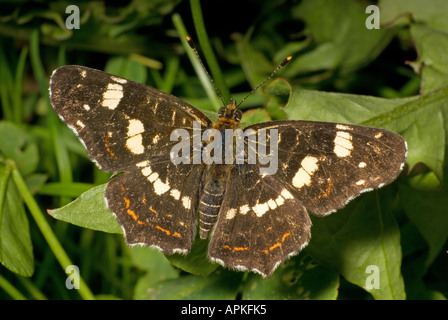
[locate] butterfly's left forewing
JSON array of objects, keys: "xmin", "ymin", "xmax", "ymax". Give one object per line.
[
  {"xmin": 50, "ymin": 65, "xmax": 211, "ymax": 172},
  {"xmin": 50, "ymin": 65, "xmax": 211, "ymax": 254}
]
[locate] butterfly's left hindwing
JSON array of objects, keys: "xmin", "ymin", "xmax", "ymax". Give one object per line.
[
  {"xmin": 105, "ymin": 155, "xmax": 203, "ymax": 253},
  {"xmin": 50, "ymin": 65, "xmax": 211, "ymax": 172}
]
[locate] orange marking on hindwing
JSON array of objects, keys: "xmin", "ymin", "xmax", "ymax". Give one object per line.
[
  {"xmin": 281, "ymin": 232, "xmax": 291, "ymax": 242},
  {"xmin": 222, "ymin": 245, "xmax": 249, "ymax": 252},
  {"xmin": 262, "ymin": 232, "xmax": 292, "ymax": 254},
  {"xmin": 149, "ymin": 206, "xmax": 157, "ymax": 213},
  {"xmin": 156, "ymin": 225, "xmax": 170, "ymax": 236},
  {"xmin": 127, "ymin": 209, "xmax": 138, "ymax": 221},
  {"xmin": 124, "ymin": 197, "xmax": 130, "ymax": 208}
]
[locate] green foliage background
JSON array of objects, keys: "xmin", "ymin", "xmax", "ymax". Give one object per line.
[{"xmin": 0, "ymin": 0, "xmax": 447, "ymax": 300}]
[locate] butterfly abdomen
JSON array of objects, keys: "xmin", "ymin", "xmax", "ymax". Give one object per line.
[{"xmin": 198, "ymin": 167, "xmax": 229, "ymax": 239}]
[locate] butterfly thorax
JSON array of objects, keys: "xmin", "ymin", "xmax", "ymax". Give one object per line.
[
  {"xmin": 213, "ymin": 99, "xmax": 242, "ymax": 130},
  {"xmin": 198, "ymin": 100, "xmax": 242, "ymax": 239}
]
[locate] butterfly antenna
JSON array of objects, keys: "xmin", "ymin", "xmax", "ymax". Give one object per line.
[
  {"xmin": 186, "ymin": 36, "xmax": 227, "ymax": 106},
  {"xmin": 237, "ymin": 56, "xmax": 292, "ymax": 108}
]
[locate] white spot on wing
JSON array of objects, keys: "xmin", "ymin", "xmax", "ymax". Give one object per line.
[
  {"xmin": 170, "ymin": 189, "xmax": 181, "ymax": 200},
  {"xmin": 127, "ymin": 119, "xmax": 144, "ymax": 137},
  {"xmin": 358, "ymin": 161, "xmax": 367, "ymax": 168},
  {"xmin": 182, "ymin": 196, "xmax": 191, "ymax": 209},
  {"xmin": 336, "ymin": 124, "xmax": 352, "ymax": 131},
  {"xmin": 225, "ymin": 208, "xmax": 237, "ymax": 220},
  {"xmin": 136, "ymin": 160, "xmax": 149, "ymax": 167},
  {"xmin": 252, "ymin": 202, "xmax": 269, "ymax": 217},
  {"xmin": 147, "ymin": 172, "xmax": 159, "ymax": 183},
  {"xmin": 154, "ymin": 178, "xmax": 170, "ymax": 195},
  {"xmin": 83, "ymin": 104, "xmax": 91, "ymax": 111},
  {"xmin": 126, "ymin": 134, "xmax": 144, "ymax": 154},
  {"xmin": 102, "ymin": 83, "xmax": 123, "ymax": 110},
  {"xmin": 334, "ymin": 131, "xmax": 353, "ymax": 157},
  {"xmin": 267, "ymin": 199, "xmax": 277, "ymax": 210},
  {"xmin": 292, "ymin": 156, "xmax": 319, "ymax": 189},
  {"xmin": 76, "ymin": 120, "xmax": 85, "ymax": 129},
  {"xmin": 239, "ymin": 205, "xmax": 250, "ymax": 215},
  {"xmin": 281, "ymin": 189, "xmax": 294, "ymax": 199},
  {"xmin": 141, "ymin": 166, "xmax": 152, "ymax": 177},
  {"xmin": 275, "ymin": 195, "xmax": 285, "ymax": 206},
  {"xmin": 111, "ymin": 76, "xmax": 127, "ymax": 84}
]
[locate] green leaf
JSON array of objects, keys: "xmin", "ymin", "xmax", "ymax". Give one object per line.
[
  {"xmin": 0, "ymin": 164, "xmax": 34, "ymax": 277},
  {"xmin": 399, "ymin": 183, "xmax": 448, "ymax": 267},
  {"xmin": 166, "ymin": 237, "xmax": 218, "ymax": 276},
  {"xmin": 144, "ymin": 269, "xmax": 242, "ymax": 300},
  {"xmin": 381, "ymin": 0, "xmax": 448, "ymax": 33},
  {"xmin": 130, "ymin": 246, "xmax": 180, "ymax": 299},
  {"xmin": 380, "ymin": 0, "xmax": 448, "ymax": 93},
  {"xmin": 409, "ymin": 24, "xmax": 448, "ymax": 93},
  {"xmin": 0, "ymin": 121, "xmax": 39, "ymax": 177},
  {"xmin": 104, "ymin": 56, "xmax": 147, "ymax": 84},
  {"xmin": 243, "ymin": 253, "xmax": 339, "ymax": 300},
  {"xmin": 241, "ymin": 108, "xmax": 271, "ymax": 127},
  {"xmin": 289, "ymin": 0, "xmax": 394, "ymax": 76},
  {"xmin": 48, "ymin": 184, "xmax": 122, "ymax": 234},
  {"xmin": 306, "ymin": 190, "xmax": 405, "ymax": 300}
]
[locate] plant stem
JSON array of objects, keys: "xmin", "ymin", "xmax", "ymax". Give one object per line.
[
  {"xmin": 12, "ymin": 167, "xmax": 95, "ymax": 300},
  {"xmin": 0, "ymin": 274, "xmax": 27, "ymax": 300},
  {"xmin": 190, "ymin": 0, "xmax": 230, "ymax": 104}
]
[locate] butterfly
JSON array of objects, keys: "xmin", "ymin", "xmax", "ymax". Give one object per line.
[{"xmin": 49, "ymin": 53, "xmax": 406, "ymax": 277}]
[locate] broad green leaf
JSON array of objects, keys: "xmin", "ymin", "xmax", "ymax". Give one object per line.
[
  {"xmin": 167, "ymin": 237, "xmax": 218, "ymax": 276},
  {"xmin": 0, "ymin": 164, "xmax": 34, "ymax": 277},
  {"xmin": 130, "ymin": 246, "xmax": 180, "ymax": 299},
  {"xmin": 0, "ymin": 121, "xmax": 39, "ymax": 177},
  {"xmin": 289, "ymin": 0, "xmax": 394, "ymax": 76},
  {"xmin": 104, "ymin": 56, "xmax": 147, "ymax": 84},
  {"xmin": 380, "ymin": 0, "xmax": 448, "ymax": 93},
  {"xmin": 409, "ymin": 24, "xmax": 448, "ymax": 93},
  {"xmin": 48, "ymin": 184, "xmax": 123, "ymax": 234},
  {"xmin": 381, "ymin": 0, "xmax": 448, "ymax": 33},
  {"xmin": 241, "ymin": 108, "xmax": 271, "ymax": 126},
  {"xmin": 144, "ymin": 269, "xmax": 242, "ymax": 300},
  {"xmin": 306, "ymin": 190, "xmax": 405, "ymax": 300},
  {"xmin": 243, "ymin": 253, "xmax": 339, "ymax": 300},
  {"xmin": 399, "ymin": 183, "xmax": 448, "ymax": 267}
]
